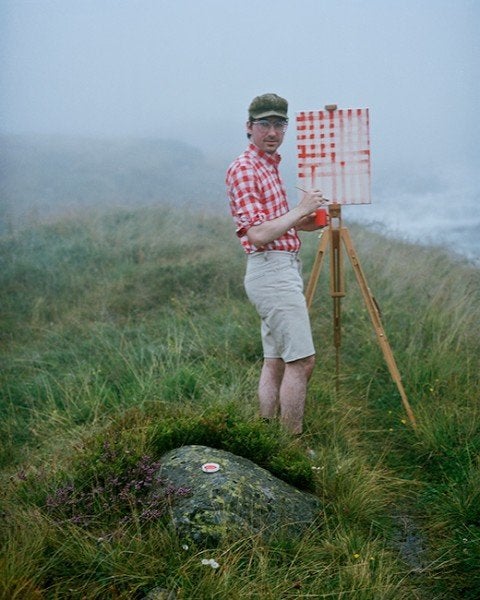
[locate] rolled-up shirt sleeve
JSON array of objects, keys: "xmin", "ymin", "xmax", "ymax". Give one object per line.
[{"xmin": 227, "ymin": 163, "xmax": 266, "ymax": 238}]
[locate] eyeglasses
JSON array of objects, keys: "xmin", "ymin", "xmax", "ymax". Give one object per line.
[{"xmin": 252, "ymin": 119, "xmax": 288, "ymax": 132}]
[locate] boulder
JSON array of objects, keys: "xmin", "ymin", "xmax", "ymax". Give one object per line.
[{"xmin": 157, "ymin": 445, "xmax": 322, "ymax": 546}]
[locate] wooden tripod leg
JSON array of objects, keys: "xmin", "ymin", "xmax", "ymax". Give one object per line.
[
  {"xmin": 330, "ymin": 226, "xmax": 344, "ymax": 393},
  {"xmin": 306, "ymin": 229, "xmax": 330, "ymax": 309},
  {"xmin": 341, "ymin": 228, "xmax": 417, "ymax": 429}
]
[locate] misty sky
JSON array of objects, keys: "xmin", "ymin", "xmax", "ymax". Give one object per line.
[{"xmin": 1, "ymin": 0, "xmax": 479, "ymax": 174}]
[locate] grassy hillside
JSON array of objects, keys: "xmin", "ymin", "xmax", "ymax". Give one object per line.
[
  {"xmin": 0, "ymin": 135, "xmax": 227, "ymax": 234},
  {"xmin": 1, "ymin": 206, "xmax": 479, "ymax": 599}
]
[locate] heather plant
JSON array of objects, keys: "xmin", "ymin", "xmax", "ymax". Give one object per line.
[{"xmin": 43, "ymin": 446, "xmax": 191, "ymax": 531}]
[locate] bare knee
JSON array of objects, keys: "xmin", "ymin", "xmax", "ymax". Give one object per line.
[
  {"xmin": 286, "ymin": 354, "xmax": 315, "ymax": 379},
  {"xmin": 262, "ymin": 358, "xmax": 285, "ymax": 379}
]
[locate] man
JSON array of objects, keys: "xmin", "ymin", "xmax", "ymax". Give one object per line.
[{"xmin": 226, "ymin": 92, "xmax": 326, "ymax": 434}]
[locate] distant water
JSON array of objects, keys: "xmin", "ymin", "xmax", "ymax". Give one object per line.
[{"xmin": 343, "ymin": 169, "xmax": 480, "ymax": 265}]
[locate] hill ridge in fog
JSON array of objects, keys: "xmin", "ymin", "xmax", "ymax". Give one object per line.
[{"xmin": 0, "ymin": 134, "xmax": 227, "ymax": 233}]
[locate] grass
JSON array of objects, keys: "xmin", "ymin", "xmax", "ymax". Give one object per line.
[{"xmin": 1, "ymin": 205, "xmax": 479, "ymax": 599}]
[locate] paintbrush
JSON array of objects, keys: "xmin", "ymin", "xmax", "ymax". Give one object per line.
[{"xmin": 295, "ymin": 186, "xmax": 330, "ymax": 204}]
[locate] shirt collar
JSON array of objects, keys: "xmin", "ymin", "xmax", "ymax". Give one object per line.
[{"xmin": 247, "ymin": 143, "xmax": 282, "ymax": 166}]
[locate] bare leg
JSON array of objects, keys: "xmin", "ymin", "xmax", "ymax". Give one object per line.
[
  {"xmin": 279, "ymin": 355, "xmax": 315, "ymax": 434},
  {"xmin": 258, "ymin": 358, "xmax": 285, "ymax": 419}
]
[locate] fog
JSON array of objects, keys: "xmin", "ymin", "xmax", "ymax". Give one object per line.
[{"xmin": 1, "ymin": 0, "xmax": 479, "ymax": 258}]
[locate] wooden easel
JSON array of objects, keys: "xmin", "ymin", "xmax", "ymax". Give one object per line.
[{"xmin": 306, "ymin": 203, "xmax": 417, "ymax": 429}]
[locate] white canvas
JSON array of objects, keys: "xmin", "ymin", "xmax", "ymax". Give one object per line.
[{"xmin": 296, "ymin": 108, "xmax": 371, "ymax": 205}]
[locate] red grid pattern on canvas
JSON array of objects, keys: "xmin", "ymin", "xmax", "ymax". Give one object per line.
[{"xmin": 296, "ymin": 108, "xmax": 371, "ymax": 205}]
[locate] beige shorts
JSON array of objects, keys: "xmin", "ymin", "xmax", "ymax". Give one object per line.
[{"xmin": 244, "ymin": 251, "xmax": 315, "ymax": 363}]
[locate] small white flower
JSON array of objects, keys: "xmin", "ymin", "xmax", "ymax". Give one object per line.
[
  {"xmin": 201, "ymin": 558, "xmax": 219, "ymax": 569},
  {"xmin": 182, "ymin": 544, "xmax": 189, "ymax": 550}
]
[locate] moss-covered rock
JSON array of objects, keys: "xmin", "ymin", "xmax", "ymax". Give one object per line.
[{"xmin": 158, "ymin": 445, "xmax": 322, "ymax": 546}]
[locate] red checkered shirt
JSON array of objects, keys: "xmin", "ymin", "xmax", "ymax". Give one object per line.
[{"xmin": 226, "ymin": 143, "xmax": 301, "ymax": 254}]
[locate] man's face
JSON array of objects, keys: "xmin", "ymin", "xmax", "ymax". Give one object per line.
[{"xmin": 247, "ymin": 117, "xmax": 288, "ymax": 154}]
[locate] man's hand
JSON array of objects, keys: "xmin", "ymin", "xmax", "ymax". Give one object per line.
[{"xmin": 297, "ymin": 188, "xmax": 326, "ymax": 217}]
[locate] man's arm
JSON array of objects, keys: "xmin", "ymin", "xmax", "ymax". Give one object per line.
[{"xmin": 246, "ymin": 190, "xmax": 325, "ymax": 247}]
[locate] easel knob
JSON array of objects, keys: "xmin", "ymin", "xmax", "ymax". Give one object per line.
[{"xmin": 329, "ymin": 203, "xmax": 342, "ymax": 219}]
